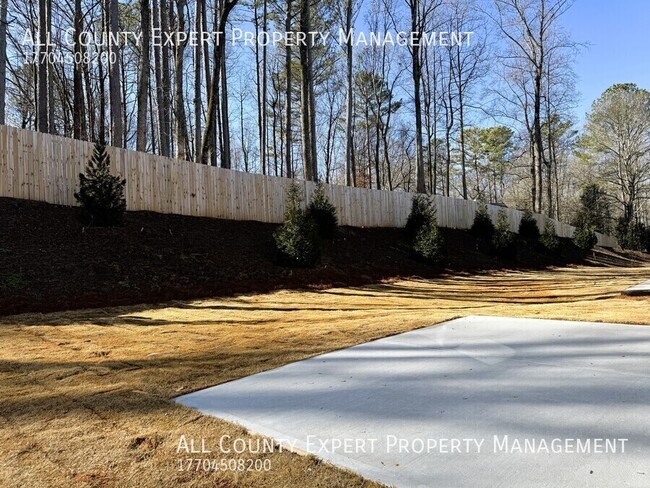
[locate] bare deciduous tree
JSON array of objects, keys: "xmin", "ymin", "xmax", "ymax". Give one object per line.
[
  {"xmin": 406, "ymin": 0, "xmax": 441, "ymax": 193},
  {"xmin": 491, "ymin": 0, "xmax": 574, "ymax": 213}
]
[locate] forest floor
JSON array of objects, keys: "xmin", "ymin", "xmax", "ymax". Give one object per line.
[{"xmin": 1, "ymin": 197, "xmax": 650, "ymax": 487}]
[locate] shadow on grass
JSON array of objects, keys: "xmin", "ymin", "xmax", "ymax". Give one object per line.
[{"xmin": 2, "ymin": 328, "xmax": 650, "ymax": 423}]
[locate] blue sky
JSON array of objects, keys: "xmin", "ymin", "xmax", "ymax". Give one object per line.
[{"xmin": 562, "ymin": 0, "xmax": 650, "ymax": 124}]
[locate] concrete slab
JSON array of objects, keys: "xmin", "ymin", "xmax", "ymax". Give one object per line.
[
  {"xmin": 177, "ymin": 316, "xmax": 650, "ymax": 488},
  {"xmin": 623, "ymin": 279, "xmax": 650, "ymax": 296}
]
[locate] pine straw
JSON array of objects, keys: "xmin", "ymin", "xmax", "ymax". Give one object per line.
[{"xmin": 1, "ymin": 265, "xmax": 649, "ymax": 487}]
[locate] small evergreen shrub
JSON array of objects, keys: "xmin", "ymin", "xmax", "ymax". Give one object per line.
[
  {"xmin": 405, "ymin": 194, "xmax": 436, "ymax": 242},
  {"xmin": 412, "ymin": 207, "xmax": 446, "ymax": 265},
  {"xmin": 471, "ymin": 203, "xmax": 495, "ymax": 240},
  {"xmin": 540, "ymin": 220, "xmax": 562, "ymax": 254},
  {"xmin": 306, "ymin": 183, "xmax": 338, "ymax": 239},
  {"xmin": 573, "ymin": 184, "xmax": 612, "ymax": 234},
  {"xmin": 518, "ymin": 209, "xmax": 540, "ymax": 240},
  {"xmin": 407, "ymin": 195, "xmax": 447, "ymax": 264},
  {"xmin": 74, "ymin": 140, "xmax": 126, "ymax": 226},
  {"xmin": 616, "ymin": 217, "xmax": 647, "ymax": 251},
  {"xmin": 274, "ymin": 181, "xmax": 321, "ymax": 267},
  {"xmin": 573, "ymin": 223, "xmax": 598, "ymax": 252},
  {"xmin": 492, "ymin": 209, "xmax": 516, "ymax": 257}
]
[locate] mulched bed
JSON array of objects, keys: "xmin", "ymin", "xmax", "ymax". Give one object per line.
[{"xmin": 0, "ymin": 197, "xmax": 643, "ymax": 316}]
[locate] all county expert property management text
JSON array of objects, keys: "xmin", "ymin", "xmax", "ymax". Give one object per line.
[{"xmin": 177, "ymin": 434, "xmax": 628, "ymax": 456}]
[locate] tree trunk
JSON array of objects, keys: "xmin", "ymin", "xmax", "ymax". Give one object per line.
[
  {"xmin": 157, "ymin": 0, "xmax": 172, "ymax": 155},
  {"xmin": 554, "ymin": 158, "xmax": 560, "ymax": 220},
  {"xmin": 545, "ymin": 63, "xmax": 556, "ymax": 218},
  {"xmin": 0, "ymin": 0, "xmax": 6, "ymax": 124},
  {"xmin": 254, "ymin": 4, "xmax": 263, "ymax": 172},
  {"xmin": 299, "ymin": 0, "xmax": 314, "ymax": 181},
  {"xmin": 208, "ymin": 0, "xmax": 220, "ymax": 166},
  {"xmin": 37, "ymin": 0, "xmax": 48, "ymax": 133},
  {"xmin": 456, "ymin": 45, "xmax": 467, "ymax": 199},
  {"xmin": 82, "ymin": 47, "xmax": 95, "ymax": 138},
  {"xmin": 382, "ymin": 89, "xmax": 394, "ymax": 191},
  {"xmin": 121, "ymin": 52, "xmax": 129, "ymax": 145},
  {"xmin": 152, "ymin": 0, "xmax": 163, "ymax": 151},
  {"xmin": 200, "ymin": 0, "xmax": 237, "ymax": 165},
  {"xmin": 545, "ymin": 120, "xmax": 555, "ymax": 218},
  {"xmin": 73, "ymin": 0, "xmax": 86, "ymax": 139},
  {"xmin": 98, "ymin": 44, "xmax": 106, "ymax": 140},
  {"xmin": 307, "ymin": 34, "xmax": 318, "ymax": 180},
  {"xmin": 411, "ymin": 0, "xmax": 425, "ymax": 193},
  {"xmin": 193, "ymin": 0, "xmax": 203, "ymax": 163},
  {"xmin": 432, "ymin": 51, "xmax": 439, "ymax": 194},
  {"xmin": 374, "ymin": 108, "xmax": 381, "ymax": 190},
  {"xmin": 260, "ymin": 0, "xmax": 268, "ymax": 174},
  {"xmin": 220, "ymin": 50, "xmax": 231, "ymax": 168},
  {"xmin": 239, "ymin": 90, "xmax": 249, "ymax": 171},
  {"xmin": 324, "ymin": 98, "xmax": 334, "ymax": 183},
  {"xmin": 201, "ymin": 0, "xmax": 210, "ymax": 92},
  {"xmin": 343, "ymin": 0, "xmax": 355, "ymax": 186},
  {"xmin": 47, "ymin": 0, "xmax": 55, "ymax": 134},
  {"xmin": 279, "ymin": 97, "xmax": 285, "ymax": 176},
  {"xmin": 174, "ymin": 0, "xmax": 189, "ymax": 160},
  {"xmin": 136, "ymin": 0, "xmax": 151, "ymax": 151},
  {"xmin": 546, "ymin": 157, "xmax": 553, "ymax": 217},
  {"xmin": 272, "ymin": 97, "xmax": 279, "ymax": 176},
  {"xmin": 365, "ymin": 104, "xmax": 371, "ymax": 189},
  {"xmin": 149, "ymin": 83, "xmax": 157, "ymax": 151},
  {"xmin": 284, "ymin": 0, "xmax": 292, "ymax": 178},
  {"xmin": 445, "ymin": 53, "xmax": 454, "ymax": 197},
  {"xmin": 423, "ymin": 48, "xmax": 431, "ymax": 192},
  {"xmin": 55, "ymin": 64, "xmax": 71, "ymax": 136},
  {"xmin": 533, "ymin": 65, "xmax": 544, "ymax": 213},
  {"xmin": 382, "ymin": 129, "xmax": 392, "ymax": 191},
  {"xmin": 106, "ymin": 0, "xmax": 124, "ymax": 146}
]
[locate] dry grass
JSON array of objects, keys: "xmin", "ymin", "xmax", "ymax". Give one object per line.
[{"xmin": 1, "ymin": 264, "xmax": 649, "ymax": 487}]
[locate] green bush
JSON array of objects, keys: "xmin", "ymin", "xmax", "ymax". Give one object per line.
[
  {"xmin": 518, "ymin": 209, "xmax": 540, "ymax": 240},
  {"xmin": 492, "ymin": 210, "xmax": 516, "ymax": 257},
  {"xmin": 540, "ymin": 220, "xmax": 562, "ymax": 254},
  {"xmin": 274, "ymin": 182, "xmax": 321, "ymax": 267},
  {"xmin": 471, "ymin": 203, "xmax": 495, "ymax": 240},
  {"xmin": 616, "ymin": 217, "xmax": 647, "ymax": 251},
  {"xmin": 405, "ymin": 194, "xmax": 436, "ymax": 242},
  {"xmin": 413, "ymin": 214, "xmax": 446, "ymax": 265},
  {"xmin": 74, "ymin": 140, "xmax": 126, "ymax": 226},
  {"xmin": 306, "ymin": 183, "xmax": 338, "ymax": 239},
  {"xmin": 573, "ymin": 184, "xmax": 611, "ymax": 234},
  {"xmin": 573, "ymin": 224, "xmax": 598, "ymax": 252}
]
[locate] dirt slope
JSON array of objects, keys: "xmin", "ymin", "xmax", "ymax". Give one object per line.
[{"xmin": 0, "ymin": 197, "xmax": 646, "ymax": 316}]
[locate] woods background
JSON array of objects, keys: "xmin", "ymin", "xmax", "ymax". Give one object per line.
[{"xmin": 0, "ymin": 0, "xmax": 648, "ymax": 234}]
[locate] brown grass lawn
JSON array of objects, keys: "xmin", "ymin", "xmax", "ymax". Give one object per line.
[{"xmin": 1, "ymin": 264, "xmax": 649, "ymax": 488}]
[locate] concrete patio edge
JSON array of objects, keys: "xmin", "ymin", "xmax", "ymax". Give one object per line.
[{"xmin": 622, "ymin": 279, "xmax": 650, "ymax": 296}]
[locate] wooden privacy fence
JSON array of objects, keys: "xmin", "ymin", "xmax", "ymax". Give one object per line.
[{"xmin": 0, "ymin": 125, "xmax": 618, "ymax": 248}]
